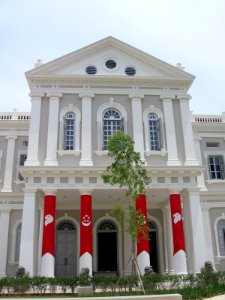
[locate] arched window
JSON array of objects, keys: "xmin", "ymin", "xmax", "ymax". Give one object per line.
[
  {"xmin": 217, "ymin": 219, "xmax": 225, "ymax": 256},
  {"xmin": 102, "ymin": 108, "xmax": 123, "ymax": 150},
  {"xmin": 15, "ymin": 223, "xmax": 22, "ymax": 263},
  {"xmin": 148, "ymin": 113, "xmax": 161, "ymax": 151},
  {"xmin": 64, "ymin": 112, "xmax": 76, "ymax": 150}
]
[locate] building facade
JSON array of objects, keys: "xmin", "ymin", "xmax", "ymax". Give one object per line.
[{"xmin": 0, "ymin": 37, "xmax": 225, "ymax": 278}]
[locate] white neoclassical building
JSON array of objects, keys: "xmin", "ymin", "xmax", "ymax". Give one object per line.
[{"xmin": 0, "ymin": 37, "xmax": 225, "ymax": 278}]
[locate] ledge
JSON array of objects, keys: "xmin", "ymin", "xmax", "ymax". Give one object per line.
[
  {"xmin": 206, "ymin": 179, "xmax": 225, "ymax": 184},
  {"xmin": 57, "ymin": 150, "xmax": 81, "ymax": 156},
  {"xmin": 145, "ymin": 149, "xmax": 167, "ymax": 157},
  {"xmin": 95, "ymin": 150, "xmax": 109, "ymax": 156}
]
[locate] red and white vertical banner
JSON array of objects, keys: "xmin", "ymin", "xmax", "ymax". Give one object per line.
[
  {"xmin": 41, "ymin": 194, "xmax": 56, "ymax": 277},
  {"xmin": 170, "ymin": 193, "xmax": 187, "ymax": 274},
  {"xmin": 80, "ymin": 194, "xmax": 92, "ymax": 275},
  {"xmin": 136, "ymin": 194, "xmax": 150, "ymax": 275}
]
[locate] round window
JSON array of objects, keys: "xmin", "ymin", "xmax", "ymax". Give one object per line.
[
  {"xmin": 86, "ymin": 65, "xmax": 97, "ymax": 75},
  {"xmin": 125, "ymin": 66, "xmax": 136, "ymax": 76},
  {"xmin": 105, "ymin": 59, "xmax": 117, "ymax": 69}
]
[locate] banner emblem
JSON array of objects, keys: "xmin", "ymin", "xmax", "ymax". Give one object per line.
[
  {"xmin": 82, "ymin": 214, "xmax": 91, "ymax": 227},
  {"xmin": 45, "ymin": 214, "xmax": 53, "ymax": 226},
  {"xmin": 173, "ymin": 212, "xmax": 181, "ymax": 224}
]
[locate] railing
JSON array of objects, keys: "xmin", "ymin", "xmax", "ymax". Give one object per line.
[
  {"xmin": 0, "ymin": 112, "xmax": 31, "ymax": 121},
  {"xmin": 192, "ymin": 114, "xmax": 225, "ymax": 124}
]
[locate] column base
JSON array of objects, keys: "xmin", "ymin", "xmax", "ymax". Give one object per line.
[
  {"xmin": 0, "ymin": 272, "xmax": 7, "ymax": 278},
  {"xmin": 173, "ymin": 250, "xmax": 187, "ymax": 274},
  {"xmin": 79, "ymin": 160, "xmax": 93, "ymax": 166},
  {"xmin": 137, "ymin": 251, "xmax": 150, "ymax": 275},
  {"xmin": 44, "ymin": 160, "xmax": 58, "ymax": 166},
  {"xmin": 1, "ymin": 188, "xmax": 12, "ymax": 193},
  {"xmin": 41, "ymin": 253, "xmax": 55, "ymax": 277},
  {"xmin": 167, "ymin": 159, "xmax": 181, "ymax": 166},
  {"xmin": 185, "ymin": 159, "xmax": 199, "ymax": 166},
  {"xmin": 25, "ymin": 160, "xmax": 40, "ymax": 166},
  {"xmin": 79, "ymin": 252, "xmax": 92, "ymax": 275}
]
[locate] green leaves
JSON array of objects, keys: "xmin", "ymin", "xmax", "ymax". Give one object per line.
[
  {"xmin": 102, "ymin": 131, "xmax": 149, "ymax": 201},
  {"xmin": 102, "ymin": 131, "xmax": 150, "ymax": 244}
]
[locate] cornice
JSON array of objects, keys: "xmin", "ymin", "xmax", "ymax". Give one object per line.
[{"xmin": 192, "ymin": 123, "xmax": 225, "ymax": 132}]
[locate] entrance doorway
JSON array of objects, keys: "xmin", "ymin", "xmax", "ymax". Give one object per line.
[
  {"xmin": 97, "ymin": 220, "xmax": 118, "ymax": 272},
  {"xmin": 55, "ymin": 220, "xmax": 77, "ymax": 277},
  {"xmin": 149, "ymin": 221, "xmax": 159, "ymax": 273}
]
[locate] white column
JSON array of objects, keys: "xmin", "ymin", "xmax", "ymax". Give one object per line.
[
  {"xmin": 0, "ymin": 209, "xmax": 10, "ymax": 277},
  {"xmin": 25, "ymin": 93, "xmax": 43, "ymax": 166},
  {"xmin": 79, "ymin": 93, "xmax": 94, "ymax": 166},
  {"xmin": 161, "ymin": 97, "xmax": 181, "ymax": 166},
  {"xmin": 194, "ymin": 137, "xmax": 207, "ymax": 190},
  {"xmin": 184, "ymin": 190, "xmax": 207, "ymax": 273},
  {"xmin": 162, "ymin": 208, "xmax": 169, "ymax": 273},
  {"xmin": 19, "ymin": 190, "xmax": 39, "ymax": 276},
  {"xmin": 179, "ymin": 96, "xmax": 198, "ymax": 166},
  {"xmin": 201, "ymin": 203, "xmax": 215, "ymax": 266},
  {"xmin": 130, "ymin": 95, "xmax": 145, "ymax": 161},
  {"xmin": 1, "ymin": 134, "xmax": 17, "ymax": 192},
  {"xmin": 37, "ymin": 198, "xmax": 44, "ymax": 276},
  {"xmin": 44, "ymin": 93, "xmax": 61, "ymax": 166},
  {"xmin": 164, "ymin": 206, "xmax": 175, "ymax": 274}
]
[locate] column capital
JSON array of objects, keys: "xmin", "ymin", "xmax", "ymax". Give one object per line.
[
  {"xmin": 160, "ymin": 94, "xmax": 175, "ymax": 101},
  {"xmin": 79, "ymin": 189, "xmax": 93, "ymax": 195},
  {"xmin": 178, "ymin": 94, "xmax": 192, "ymax": 101},
  {"xmin": 23, "ymin": 188, "xmax": 37, "ymax": 195},
  {"xmin": 129, "ymin": 94, "xmax": 144, "ymax": 100},
  {"xmin": 5, "ymin": 134, "xmax": 17, "ymax": 140},
  {"xmin": 43, "ymin": 190, "xmax": 57, "ymax": 196},
  {"xmin": 29, "ymin": 92, "xmax": 44, "ymax": 99},
  {"xmin": 79, "ymin": 92, "xmax": 95, "ymax": 99},
  {"xmin": 0, "ymin": 207, "xmax": 12, "ymax": 213},
  {"xmin": 187, "ymin": 188, "xmax": 201, "ymax": 195},
  {"xmin": 47, "ymin": 93, "xmax": 62, "ymax": 99},
  {"xmin": 169, "ymin": 189, "xmax": 181, "ymax": 195}
]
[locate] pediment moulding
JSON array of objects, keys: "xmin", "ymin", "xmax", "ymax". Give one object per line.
[{"xmin": 26, "ymin": 37, "xmax": 194, "ymax": 83}]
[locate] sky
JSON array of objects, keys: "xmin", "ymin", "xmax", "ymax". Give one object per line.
[{"xmin": 1, "ymin": 0, "xmax": 225, "ymax": 115}]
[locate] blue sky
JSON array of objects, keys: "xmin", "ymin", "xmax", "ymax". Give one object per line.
[{"xmin": 1, "ymin": 0, "xmax": 225, "ymax": 114}]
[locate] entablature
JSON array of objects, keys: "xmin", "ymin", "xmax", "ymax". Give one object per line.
[{"xmin": 19, "ymin": 165, "xmax": 204, "ymax": 191}]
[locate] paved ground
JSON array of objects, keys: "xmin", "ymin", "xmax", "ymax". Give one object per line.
[
  {"xmin": 203, "ymin": 295, "xmax": 225, "ymax": 300},
  {"xmin": 2, "ymin": 293, "xmax": 225, "ymax": 299}
]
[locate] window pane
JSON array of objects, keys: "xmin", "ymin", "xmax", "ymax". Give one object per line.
[
  {"xmin": 102, "ymin": 108, "xmax": 123, "ymax": 150},
  {"xmin": 208, "ymin": 155, "xmax": 225, "ymax": 180},
  {"xmin": 218, "ymin": 220, "xmax": 225, "ymax": 256},
  {"xmin": 64, "ymin": 112, "xmax": 76, "ymax": 150}
]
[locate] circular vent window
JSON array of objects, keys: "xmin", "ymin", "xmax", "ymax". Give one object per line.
[
  {"xmin": 105, "ymin": 59, "xmax": 117, "ymax": 69},
  {"xmin": 125, "ymin": 67, "xmax": 136, "ymax": 76},
  {"xmin": 86, "ymin": 65, "xmax": 97, "ymax": 75}
]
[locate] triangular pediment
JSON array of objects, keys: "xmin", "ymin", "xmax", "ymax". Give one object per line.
[{"xmin": 26, "ymin": 37, "xmax": 194, "ymax": 82}]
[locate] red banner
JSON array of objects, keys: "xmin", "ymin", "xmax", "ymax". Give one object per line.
[
  {"xmin": 170, "ymin": 194, "xmax": 186, "ymax": 255},
  {"xmin": 42, "ymin": 195, "xmax": 56, "ymax": 257},
  {"xmin": 80, "ymin": 194, "xmax": 92, "ymax": 257},
  {"xmin": 136, "ymin": 194, "xmax": 150, "ymax": 256}
]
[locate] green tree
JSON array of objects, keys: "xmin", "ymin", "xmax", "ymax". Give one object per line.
[{"xmin": 102, "ymin": 131, "xmax": 150, "ymax": 293}]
